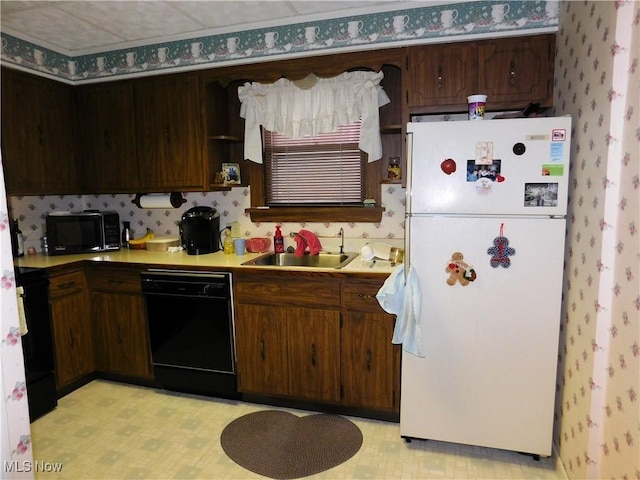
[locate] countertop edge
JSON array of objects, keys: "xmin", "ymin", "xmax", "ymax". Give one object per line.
[{"xmin": 15, "ymin": 250, "xmax": 395, "ymax": 276}]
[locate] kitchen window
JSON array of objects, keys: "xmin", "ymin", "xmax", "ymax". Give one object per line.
[
  {"xmin": 264, "ymin": 121, "xmax": 365, "ymax": 206},
  {"xmin": 239, "ymin": 70, "xmax": 389, "ymax": 222}
]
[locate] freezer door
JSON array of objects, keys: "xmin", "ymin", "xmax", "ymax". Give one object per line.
[
  {"xmin": 407, "ymin": 116, "xmax": 571, "ymax": 216},
  {"xmin": 401, "ymin": 216, "xmax": 565, "ymax": 456}
]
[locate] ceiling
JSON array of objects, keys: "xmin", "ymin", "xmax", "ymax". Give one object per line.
[{"xmin": 0, "ymin": 0, "xmax": 428, "ymax": 55}]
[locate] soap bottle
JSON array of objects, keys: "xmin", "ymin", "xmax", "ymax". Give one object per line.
[
  {"xmin": 121, "ymin": 221, "xmax": 132, "ymax": 248},
  {"xmin": 274, "ymin": 226, "xmax": 284, "ymax": 253},
  {"xmin": 223, "ymin": 229, "xmax": 235, "ymax": 254}
]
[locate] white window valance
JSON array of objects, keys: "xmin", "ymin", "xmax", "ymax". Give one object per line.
[{"xmin": 238, "ymin": 71, "xmax": 390, "ymax": 164}]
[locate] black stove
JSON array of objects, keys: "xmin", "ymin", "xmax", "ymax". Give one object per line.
[{"xmin": 15, "ymin": 267, "xmax": 57, "ymax": 421}]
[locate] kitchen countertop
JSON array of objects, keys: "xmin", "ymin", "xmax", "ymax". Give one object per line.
[{"xmin": 15, "ymin": 249, "xmax": 397, "ymax": 274}]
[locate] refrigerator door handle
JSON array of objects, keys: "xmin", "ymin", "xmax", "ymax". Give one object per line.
[
  {"xmin": 405, "ymin": 132, "xmax": 414, "ymax": 217},
  {"xmin": 404, "ymin": 132, "xmax": 414, "ymax": 283}
]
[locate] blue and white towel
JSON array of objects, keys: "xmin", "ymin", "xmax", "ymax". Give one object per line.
[{"xmin": 376, "ymin": 264, "xmax": 424, "ymax": 357}]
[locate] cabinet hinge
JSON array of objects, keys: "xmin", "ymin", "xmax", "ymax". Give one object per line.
[{"xmin": 340, "ymin": 313, "xmax": 343, "ymax": 328}]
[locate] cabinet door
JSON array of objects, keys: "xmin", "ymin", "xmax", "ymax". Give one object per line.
[
  {"xmin": 1, "ymin": 68, "xmax": 79, "ymax": 194},
  {"xmin": 134, "ymin": 74, "xmax": 206, "ymax": 191},
  {"xmin": 235, "ymin": 304, "xmax": 288, "ymax": 396},
  {"xmin": 477, "ymin": 35, "xmax": 554, "ymax": 108},
  {"xmin": 49, "ymin": 271, "xmax": 94, "ymax": 389},
  {"xmin": 407, "ymin": 44, "xmax": 477, "ymax": 109},
  {"xmin": 342, "ymin": 279, "xmax": 401, "ymax": 412},
  {"xmin": 342, "ymin": 311, "xmax": 398, "ymax": 411},
  {"xmin": 288, "ymin": 307, "xmax": 340, "ymax": 402},
  {"xmin": 93, "ymin": 292, "xmax": 152, "ymax": 378},
  {"xmin": 76, "ymin": 81, "xmax": 139, "ymax": 192}
]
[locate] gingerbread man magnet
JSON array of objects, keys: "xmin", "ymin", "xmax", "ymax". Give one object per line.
[{"xmin": 445, "ymin": 252, "xmax": 477, "ymax": 286}]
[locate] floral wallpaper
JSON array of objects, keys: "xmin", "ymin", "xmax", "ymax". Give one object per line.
[
  {"xmin": 0, "ymin": 1, "xmax": 559, "ymax": 83},
  {"xmin": 0, "ymin": 159, "xmax": 34, "ymax": 477},
  {"xmin": 7, "ymin": 186, "xmax": 407, "ymax": 254},
  {"xmin": 554, "ymin": 1, "xmax": 639, "ymax": 479}
]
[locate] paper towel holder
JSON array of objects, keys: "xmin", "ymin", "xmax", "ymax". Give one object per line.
[{"xmin": 132, "ymin": 192, "xmax": 186, "ymax": 209}]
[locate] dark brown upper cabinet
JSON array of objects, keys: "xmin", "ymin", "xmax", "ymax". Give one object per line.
[
  {"xmin": 406, "ymin": 42, "xmax": 478, "ymax": 112},
  {"xmin": 134, "ymin": 73, "xmax": 207, "ymax": 192},
  {"xmin": 406, "ymin": 34, "xmax": 554, "ymax": 114},
  {"xmin": 477, "ymin": 35, "xmax": 554, "ymax": 110},
  {"xmin": 1, "ymin": 68, "xmax": 80, "ymax": 195},
  {"xmin": 76, "ymin": 81, "xmax": 139, "ymax": 193}
]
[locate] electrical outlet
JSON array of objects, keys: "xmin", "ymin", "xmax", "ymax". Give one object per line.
[{"xmin": 229, "ymin": 222, "xmax": 241, "ymax": 237}]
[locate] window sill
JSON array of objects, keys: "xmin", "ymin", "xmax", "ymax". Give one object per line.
[{"xmin": 246, "ymin": 206, "xmax": 384, "ymax": 223}]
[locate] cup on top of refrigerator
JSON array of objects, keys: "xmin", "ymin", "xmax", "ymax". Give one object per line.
[{"xmin": 467, "ymin": 94, "xmax": 487, "ymax": 120}]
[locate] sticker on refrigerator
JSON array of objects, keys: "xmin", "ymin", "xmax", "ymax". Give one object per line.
[
  {"xmin": 550, "ymin": 142, "xmax": 564, "ymax": 162},
  {"xmin": 474, "ymin": 142, "xmax": 494, "ymax": 165},
  {"xmin": 524, "ymin": 182, "xmax": 559, "ymax": 207},
  {"xmin": 552, "ymin": 129, "xmax": 567, "ymax": 141},
  {"xmin": 446, "ymin": 252, "xmax": 477, "ymax": 286},
  {"xmin": 467, "ymin": 159, "xmax": 501, "ymax": 182},
  {"xmin": 542, "ymin": 164, "xmax": 564, "ymax": 176}
]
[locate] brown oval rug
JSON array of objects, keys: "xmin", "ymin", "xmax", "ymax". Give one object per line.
[{"xmin": 220, "ymin": 410, "xmax": 363, "ymax": 479}]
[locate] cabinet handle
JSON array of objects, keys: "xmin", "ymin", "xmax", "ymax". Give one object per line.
[
  {"xmin": 358, "ymin": 293, "xmax": 374, "ymax": 299},
  {"xmin": 366, "ymin": 348, "xmax": 372, "ymax": 372},
  {"xmin": 116, "ymin": 325, "xmax": 123, "ymax": 344},
  {"xmin": 104, "ymin": 128, "xmax": 111, "ymax": 148},
  {"xmin": 164, "ymin": 125, "xmax": 171, "ymax": 144},
  {"xmin": 260, "ymin": 339, "xmax": 265, "ymax": 361},
  {"xmin": 69, "ymin": 330, "xmax": 75, "ymax": 348},
  {"xmin": 57, "ymin": 281, "xmax": 77, "ymax": 290},
  {"xmin": 108, "ymin": 279, "xmax": 124, "ymax": 285},
  {"xmin": 509, "ymin": 60, "xmax": 516, "ymax": 85},
  {"xmin": 37, "ymin": 125, "xmax": 44, "ymax": 146},
  {"xmin": 437, "ymin": 65, "xmax": 444, "ymax": 89},
  {"xmin": 311, "ymin": 343, "xmax": 316, "ymax": 367}
]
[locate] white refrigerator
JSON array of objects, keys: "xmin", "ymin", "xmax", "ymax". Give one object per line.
[{"xmin": 402, "ymin": 116, "xmax": 571, "ymax": 457}]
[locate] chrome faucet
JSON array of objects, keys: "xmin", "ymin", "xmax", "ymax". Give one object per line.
[{"xmin": 338, "ymin": 228, "xmax": 344, "ymax": 254}]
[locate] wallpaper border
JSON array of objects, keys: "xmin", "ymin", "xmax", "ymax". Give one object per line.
[{"xmin": 0, "ymin": 1, "xmax": 558, "ymax": 83}]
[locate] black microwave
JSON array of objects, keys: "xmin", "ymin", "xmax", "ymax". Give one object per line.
[{"xmin": 45, "ymin": 211, "xmax": 121, "ymax": 255}]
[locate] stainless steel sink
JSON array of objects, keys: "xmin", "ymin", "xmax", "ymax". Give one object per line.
[{"xmin": 242, "ymin": 252, "xmax": 358, "ymax": 269}]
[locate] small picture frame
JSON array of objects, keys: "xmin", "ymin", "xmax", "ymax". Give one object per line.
[{"xmin": 222, "ymin": 163, "xmax": 241, "ymax": 184}]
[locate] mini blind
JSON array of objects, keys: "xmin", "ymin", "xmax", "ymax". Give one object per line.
[{"xmin": 264, "ymin": 122, "xmax": 365, "ymax": 205}]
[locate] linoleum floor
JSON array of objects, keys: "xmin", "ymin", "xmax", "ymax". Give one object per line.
[{"xmin": 30, "ymin": 380, "xmax": 567, "ymax": 479}]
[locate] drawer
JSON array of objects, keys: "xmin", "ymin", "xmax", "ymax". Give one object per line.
[
  {"xmin": 49, "ymin": 270, "xmax": 86, "ymax": 298},
  {"xmin": 342, "ymin": 280, "xmax": 386, "ymax": 313},
  {"xmin": 235, "ymin": 274, "xmax": 341, "ymax": 308},
  {"xmin": 89, "ymin": 267, "xmax": 142, "ymax": 293}
]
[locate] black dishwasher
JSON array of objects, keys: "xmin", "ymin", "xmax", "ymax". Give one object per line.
[
  {"xmin": 141, "ymin": 270, "xmax": 238, "ymax": 399},
  {"xmin": 16, "ymin": 267, "xmax": 57, "ymax": 421}
]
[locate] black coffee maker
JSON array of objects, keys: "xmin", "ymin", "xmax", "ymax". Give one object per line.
[{"xmin": 180, "ymin": 206, "xmax": 221, "ymax": 255}]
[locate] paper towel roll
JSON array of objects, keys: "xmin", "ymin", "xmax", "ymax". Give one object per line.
[
  {"xmin": 136, "ymin": 194, "xmax": 174, "ymax": 209},
  {"xmin": 133, "ymin": 193, "xmax": 186, "ymax": 209}
]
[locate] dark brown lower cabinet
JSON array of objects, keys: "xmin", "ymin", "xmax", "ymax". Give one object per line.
[
  {"xmin": 234, "ymin": 272, "xmax": 399, "ymax": 417},
  {"xmin": 235, "ymin": 303, "xmax": 340, "ymax": 402},
  {"xmin": 89, "ymin": 266, "xmax": 153, "ymax": 380},
  {"xmin": 48, "ymin": 269, "xmax": 94, "ymax": 391},
  {"xmin": 342, "ymin": 278, "xmax": 401, "ymax": 413}
]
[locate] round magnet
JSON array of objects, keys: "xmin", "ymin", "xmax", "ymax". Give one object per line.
[
  {"xmin": 441, "ymin": 158, "xmax": 457, "ymax": 175},
  {"xmin": 513, "ymin": 143, "xmax": 526, "ymax": 155},
  {"xmin": 474, "ymin": 178, "xmax": 493, "ymax": 195}
]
